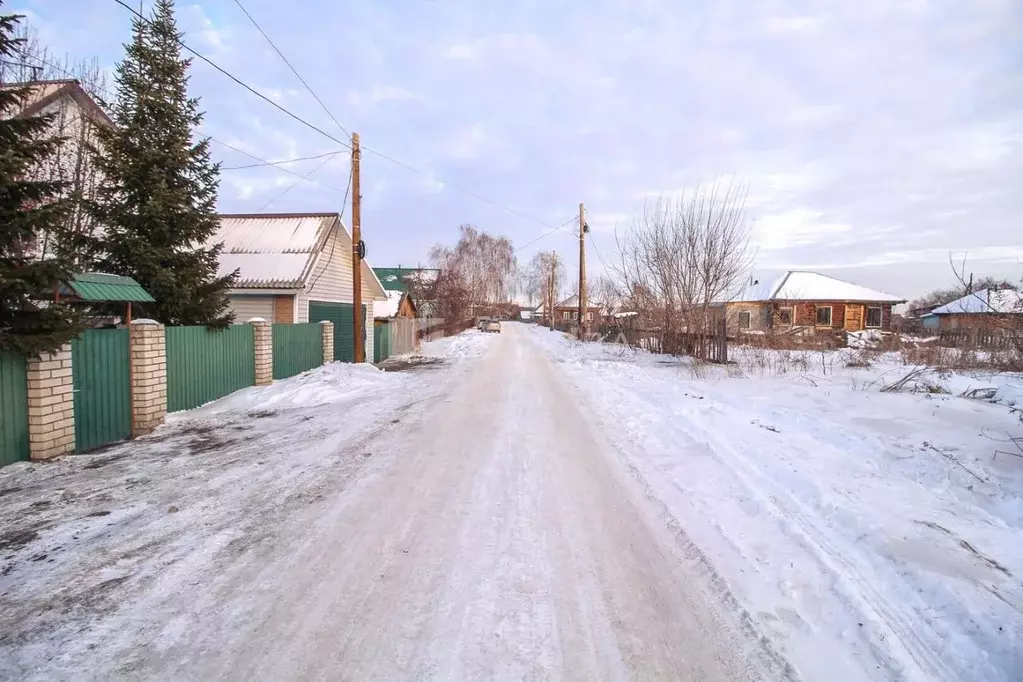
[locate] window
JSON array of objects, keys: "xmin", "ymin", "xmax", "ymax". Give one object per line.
[
  {"xmin": 866, "ymin": 306, "xmax": 883, "ymax": 328},
  {"xmin": 572, "ymin": 311, "xmax": 578, "ymax": 320},
  {"xmin": 778, "ymin": 307, "xmax": 793, "ymax": 325},
  {"xmin": 816, "ymin": 306, "xmax": 832, "ymax": 326},
  {"xmin": 738, "ymin": 311, "xmax": 752, "ymax": 329},
  {"xmin": 562, "ymin": 311, "xmax": 570, "ymax": 320}
]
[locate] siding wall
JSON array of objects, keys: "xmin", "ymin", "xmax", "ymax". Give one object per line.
[
  {"xmin": 294, "ymin": 226, "xmax": 377, "ymax": 361},
  {"xmin": 228, "ymin": 294, "xmax": 275, "ymax": 323},
  {"xmin": 726, "ymin": 301, "xmax": 895, "ymax": 333}
]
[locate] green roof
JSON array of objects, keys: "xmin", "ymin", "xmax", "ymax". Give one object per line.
[
  {"xmin": 372, "ymin": 267, "xmax": 440, "ymax": 292},
  {"xmin": 64, "ymin": 273, "xmax": 155, "ymax": 303}
]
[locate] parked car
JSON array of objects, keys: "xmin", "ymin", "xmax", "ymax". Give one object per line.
[
  {"xmin": 477, "ymin": 317, "xmax": 490, "ymax": 331},
  {"xmin": 485, "ymin": 320, "xmax": 502, "ymax": 333}
]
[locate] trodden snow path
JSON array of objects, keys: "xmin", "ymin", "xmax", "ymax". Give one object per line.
[{"xmin": 0, "ymin": 324, "xmax": 791, "ymax": 681}]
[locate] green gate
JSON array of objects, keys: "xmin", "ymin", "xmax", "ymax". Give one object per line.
[
  {"xmin": 166, "ymin": 325, "xmax": 255, "ymax": 412},
  {"xmin": 272, "ymin": 323, "xmax": 322, "ymax": 380},
  {"xmin": 0, "ymin": 352, "xmax": 29, "ymax": 466},
  {"xmin": 72, "ymin": 329, "xmax": 132, "ymax": 453},
  {"xmin": 373, "ymin": 322, "xmax": 391, "ymax": 363},
  {"xmin": 309, "ymin": 301, "xmax": 366, "ymax": 363}
]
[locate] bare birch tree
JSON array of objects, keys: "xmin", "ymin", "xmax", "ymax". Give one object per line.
[
  {"xmin": 429, "ymin": 224, "xmax": 517, "ymax": 324},
  {"xmin": 614, "ymin": 179, "xmax": 754, "ymax": 356}
]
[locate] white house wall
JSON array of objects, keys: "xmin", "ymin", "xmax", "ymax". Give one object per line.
[{"xmin": 295, "ymin": 226, "xmax": 376, "ymax": 361}]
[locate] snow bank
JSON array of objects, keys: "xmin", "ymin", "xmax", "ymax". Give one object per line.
[
  {"xmin": 530, "ymin": 326, "xmax": 1023, "ymax": 682},
  {"xmin": 420, "ymin": 328, "xmax": 495, "ymax": 359},
  {"xmin": 172, "ymin": 363, "xmax": 398, "ymax": 418}
]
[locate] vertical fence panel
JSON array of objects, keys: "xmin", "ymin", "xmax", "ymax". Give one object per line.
[
  {"xmin": 72, "ymin": 329, "xmax": 132, "ymax": 453},
  {"xmin": 166, "ymin": 325, "xmax": 255, "ymax": 412},
  {"xmin": 309, "ymin": 302, "xmax": 366, "ymax": 363},
  {"xmin": 272, "ymin": 323, "xmax": 323, "ymax": 380},
  {"xmin": 0, "ymin": 352, "xmax": 29, "ymax": 466}
]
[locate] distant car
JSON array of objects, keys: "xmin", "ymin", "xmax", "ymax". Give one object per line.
[
  {"xmin": 485, "ymin": 320, "xmax": 502, "ymax": 333},
  {"xmin": 477, "ymin": 317, "xmax": 490, "ymax": 331}
]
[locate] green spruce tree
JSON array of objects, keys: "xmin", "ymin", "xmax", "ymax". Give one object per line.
[
  {"xmin": 0, "ymin": 9, "xmax": 82, "ymax": 356},
  {"xmin": 90, "ymin": 0, "xmax": 236, "ymax": 326}
]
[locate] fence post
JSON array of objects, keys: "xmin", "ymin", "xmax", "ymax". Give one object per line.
[
  {"xmin": 321, "ymin": 320, "xmax": 334, "ymax": 364},
  {"xmin": 130, "ymin": 320, "xmax": 167, "ymax": 437},
  {"xmin": 26, "ymin": 344, "xmax": 74, "ymax": 460},
  {"xmin": 249, "ymin": 318, "xmax": 272, "ymax": 386}
]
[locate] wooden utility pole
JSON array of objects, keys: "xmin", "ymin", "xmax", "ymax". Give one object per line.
[
  {"xmin": 351, "ymin": 132, "xmax": 364, "ymax": 363},
  {"xmin": 578, "ymin": 202, "xmax": 587, "ymax": 340}
]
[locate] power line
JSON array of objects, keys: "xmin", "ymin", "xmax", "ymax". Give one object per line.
[
  {"xmin": 114, "ymin": 0, "xmax": 353, "ymax": 151},
  {"xmin": 221, "ymin": 149, "xmax": 345, "ymax": 170},
  {"xmin": 258, "ymin": 152, "xmax": 340, "ymax": 211},
  {"xmin": 211, "ymin": 139, "xmax": 348, "ymax": 194},
  {"xmin": 229, "ymin": 0, "xmax": 349, "ymax": 139},
  {"xmin": 20, "ymin": 51, "xmax": 348, "ymax": 195},
  {"xmin": 514, "ymin": 216, "xmax": 577, "ymax": 253},
  {"xmin": 112, "ymin": 0, "xmax": 568, "ymax": 231}
]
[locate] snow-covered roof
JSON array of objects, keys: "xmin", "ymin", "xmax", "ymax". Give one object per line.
[
  {"xmin": 931, "ymin": 289, "xmax": 1023, "ymax": 315},
  {"xmin": 732, "ymin": 271, "xmax": 904, "ymax": 303},
  {"xmin": 375, "ymin": 290, "xmax": 405, "ymax": 318},
  {"xmin": 210, "ymin": 213, "xmax": 386, "ymax": 297}
]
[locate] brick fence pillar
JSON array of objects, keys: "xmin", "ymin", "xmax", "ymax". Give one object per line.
[
  {"xmin": 320, "ymin": 320, "xmax": 334, "ymax": 364},
  {"xmin": 130, "ymin": 320, "xmax": 167, "ymax": 437},
  {"xmin": 249, "ymin": 318, "xmax": 272, "ymax": 385},
  {"xmin": 26, "ymin": 344, "xmax": 75, "ymax": 460}
]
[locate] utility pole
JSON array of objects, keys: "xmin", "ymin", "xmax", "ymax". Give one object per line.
[
  {"xmin": 351, "ymin": 132, "xmax": 364, "ymax": 363},
  {"xmin": 578, "ymin": 202, "xmax": 587, "ymax": 340},
  {"xmin": 549, "ymin": 252, "xmax": 558, "ymax": 331}
]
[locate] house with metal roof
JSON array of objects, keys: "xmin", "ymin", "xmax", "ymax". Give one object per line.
[
  {"xmin": 210, "ymin": 212, "xmax": 387, "ymax": 362},
  {"xmin": 725, "ymin": 270, "xmax": 905, "ymax": 335},
  {"xmin": 929, "ymin": 288, "xmax": 1023, "ymax": 332}
]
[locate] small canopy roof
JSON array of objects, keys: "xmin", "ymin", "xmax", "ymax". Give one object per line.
[{"xmin": 61, "ymin": 273, "xmax": 155, "ymax": 303}]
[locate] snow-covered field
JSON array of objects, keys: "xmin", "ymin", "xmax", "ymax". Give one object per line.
[{"xmin": 531, "ymin": 326, "xmax": 1023, "ymax": 681}]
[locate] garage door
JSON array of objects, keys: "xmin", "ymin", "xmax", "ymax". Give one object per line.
[{"xmin": 308, "ymin": 301, "xmax": 367, "ymax": 363}]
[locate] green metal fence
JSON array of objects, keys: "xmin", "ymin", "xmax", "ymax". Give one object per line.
[
  {"xmin": 0, "ymin": 352, "xmax": 29, "ymax": 466},
  {"xmin": 72, "ymin": 329, "xmax": 132, "ymax": 453},
  {"xmin": 373, "ymin": 322, "xmax": 390, "ymax": 363},
  {"xmin": 272, "ymin": 323, "xmax": 322, "ymax": 380},
  {"xmin": 308, "ymin": 301, "xmax": 366, "ymax": 363},
  {"xmin": 166, "ymin": 325, "xmax": 255, "ymax": 412}
]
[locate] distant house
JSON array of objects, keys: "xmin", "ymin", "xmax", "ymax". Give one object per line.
[
  {"xmin": 535, "ymin": 295, "xmax": 602, "ymax": 325},
  {"xmin": 210, "ymin": 212, "xmax": 387, "ymax": 362},
  {"xmin": 726, "ymin": 271, "xmax": 905, "ymax": 335},
  {"xmin": 930, "ymin": 289, "xmax": 1023, "ymax": 332},
  {"xmin": 375, "ymin": 290, "xmax": 417, "ymax": 319},
  {"xmin": 372, "ymin": 267, "xmax": 441, "ymax": 317}
]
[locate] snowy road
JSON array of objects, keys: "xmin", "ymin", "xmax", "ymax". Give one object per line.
[
  {"xmin": 0, "ymin": 323, "xmax": 790, "ymax": 681},
  {"xmin": 202, "ymin": 323, "xmax": 789, "ymax": 681}
]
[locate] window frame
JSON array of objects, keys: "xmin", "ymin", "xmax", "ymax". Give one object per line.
[
  {"xmin": 815, "ymin": 305, "xmax": 833, "ymax": 327},
  {"xmin": 866, "ymin": 306, "xmax": 883, "ymax": 329},
  {"xmin": 562, "ymin": 311, "xmax": 571, "ymax": 320},
  {"xmin": 738, "ymin": 310, "xmax": 752, "ymax": 329},
  {"xmin": 778, "ymin": 307, "xmax": 793, "ymax": 326}
]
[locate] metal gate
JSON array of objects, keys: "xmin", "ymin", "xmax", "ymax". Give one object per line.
[
  {"xmin": 72, "ymin": 329, "xmax": 132, "ymax": 453},
  {"xmin": 308, "ymin": 301, "xmax": 366, "ymax": 363},
  {"xmin": 0, "ymin": 351, "xmax": 29, "ymax": 466}
]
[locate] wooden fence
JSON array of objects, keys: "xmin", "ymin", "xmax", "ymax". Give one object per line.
[{"xmin": 938, "ymin": 330, "xmax": 1023, "ymax": 350}]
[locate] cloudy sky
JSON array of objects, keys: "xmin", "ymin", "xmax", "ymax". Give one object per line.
[{"xmin": 14, "ymin": 0, "xmax": 1023, "ymax": 299}]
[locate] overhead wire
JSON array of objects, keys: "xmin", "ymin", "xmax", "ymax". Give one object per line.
[
  {"xmin": 113, "ymin": 0, "xmax": 570, "ymax": 232},
  {"xmin": 21, "ymin": 51, "xmax": 349, "ymax": 195},
  {"xmin": 221, "ymin": 149, "xmax": 346, "ymax": 170},
  {"xmin": 258, "ymin": 152, "xmax": 341, "ymax": 211}
]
